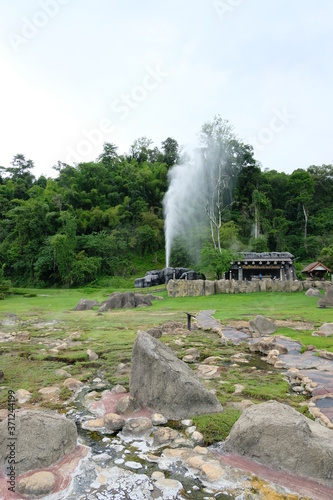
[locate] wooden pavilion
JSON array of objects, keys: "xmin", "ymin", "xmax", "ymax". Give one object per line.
[
  {"xmin": 227, "ymin": 252, "xmax": 296, "ymax": 281},
  {"xmin": 301, "ymin": 261, "xmax": 331, "ymax": 280}
]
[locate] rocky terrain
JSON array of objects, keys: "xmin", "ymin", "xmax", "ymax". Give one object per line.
[{"xmin": 0, "ymin": 308, "xmax": 333, "ymax": 499}]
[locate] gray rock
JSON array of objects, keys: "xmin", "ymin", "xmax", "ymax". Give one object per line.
[
  {"xmin": 146, "ymin": 327, "xmax": 163, "ymax": 339},
  {"xmin": 318, "ymin": 286, "xmax": 333, "ymax": 307},
  {"xmin": 99, "ymin": 292, "xmax": 126, "ymax": 311},
  {"xmin": 225, "ymin": 400, "xmax": 333, "ymax": 486},
  {"xmin": 146, "ymin": 294, "xmax": 164, "ymax": 301},
  {"xmin": 121, "ymin": 417, "xmax": 153, "ymax": 438},
  {"xmin": 250, "ymin": 337, "xmax": 288, "ymax": 355},
  {"xmin": 74, "ymin": 299, "xmax": 99, "ymax": 311},
  {"xmin": 318, "ymin": 323, "xmax": 333, "ymax": 336},
  {"xmin": 87, "ymin": 349, "xmax": 98, "ymax": 361},
  {"xmin": 15, "ymin": 389, "xmax": 32, "ymax": 404},
  {"xmin": 115, "ymin": 395, "xmax": 142, "ymax": 415},
  {"xmin": 104, "ymin": 413, "xmax": 125, "ymax": 431},
  {"xmin": 0, "ymin": 410, "xmax": 77, "ymax": 476},
  {"xmin": 151, "ymin": 413, "xmax": 167, "ymax": 425},
  {"xmin": 134, "ymin": 294, "xmax": 153, "ymax": 307},
  {"xmin": 130, "ymin": 331, "xmax": 223, "ymax": 419},
  {"xmin": 110, "ymin": 384, "xmax": 127, "ymax": 394},
  {"xmin": 98, "ymin": 292, "xmax": 152, "ymax": 311},
  {"xmin": 153, "ymin": 427, "xmax": 180, "ymax": 447},
  {"xmin": 305, "ymin": 288, "xmax": 322, "ymax": 297},
  {"xmin": 249, "ymin": 315, "xmax": 277, "ymax": 336}
]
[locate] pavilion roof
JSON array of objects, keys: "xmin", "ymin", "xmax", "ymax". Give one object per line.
[{"xmin": 301, "ymin": 261, "xmax": 331, "ymax": 273}]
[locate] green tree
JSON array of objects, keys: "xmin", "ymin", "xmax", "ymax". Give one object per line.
[
  {"xmin": 319, "ymin": 245, "xmax": 333, "ymax": 270},
  {"xmin": 200, "ymin": 116, "xmax": 257, "ymax": 253},
  {"xmin": 251, "ymin": 189, "xmax": 271, "ymax": 240},
  {"xmin": 161, "ymin": 137, "xmax": 180, "ymax": 168},
  {"xmin": 0, "ymin": 264, "xmax": 11, "ymax": 299},
  {"xmin": 198, "ymin": 245, "xmax": 234, "ymax": 279},
  {"xmin": 288, "ymin": 169, "xmax": 315, "ymax": 251},
  {"xmin": 70, "ymin": 252, "xmax": 102, "ymax": 286},
  {"xmin": 49, "ymin": 213, "xmax": 77, "ymax": 285}
]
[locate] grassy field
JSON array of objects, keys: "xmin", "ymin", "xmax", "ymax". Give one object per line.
[{"xmin": 0, "ymin": 287, "xmax": 332, "ymax": 415}]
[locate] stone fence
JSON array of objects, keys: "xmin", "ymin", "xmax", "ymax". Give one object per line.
[{"xmin": 167, "ymin": 279, "xmax": 332, "ymax": 297}]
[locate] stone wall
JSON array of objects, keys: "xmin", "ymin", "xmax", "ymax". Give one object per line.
[{"xmin": 167, "ymin": 279, "xmax": 331, "ymax": 297}]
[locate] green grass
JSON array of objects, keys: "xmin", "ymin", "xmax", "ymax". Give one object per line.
[
  {"xmin": 192, "ymin": 409, "xmax": 242, "ymax": 445},
  {"xmin": 274, "ymin": 327, "xmax": 333, "ymax": 352}
]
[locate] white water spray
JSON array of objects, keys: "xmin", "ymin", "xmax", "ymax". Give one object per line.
[
  {"xmin": 163, "ymin": 136, "xmax": 240, "ymax": 268},
  {"xmin": 163, "ymin": 152, "xmax": 207, "ymax": 268}
]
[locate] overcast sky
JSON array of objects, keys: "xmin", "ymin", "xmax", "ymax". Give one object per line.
[{"xmin": 0, "ymin": 0, "xmax": 332, "ymax": 177}]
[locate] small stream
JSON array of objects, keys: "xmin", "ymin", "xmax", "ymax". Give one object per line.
[
  {"xmin": 62, "ymin": 350, "xmax": 284, "ymax": 499},
  {"xmin": 64, "ymin": 387, "xmax": 236, "ymax": 499}
]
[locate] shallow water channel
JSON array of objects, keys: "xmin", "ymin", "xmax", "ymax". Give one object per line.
[
  {"xmin": 65, "ymin": 387, "xmax": 236, "ymax": 499},
  {"xmin": 63, "ymin": 350, "xmax": 283, "ymax": 499}
]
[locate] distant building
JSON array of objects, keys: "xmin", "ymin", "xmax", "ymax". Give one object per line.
[
  {"xmin": 227, "ymin": 252, "xmax": 296, "ymax": 281},
  {"xmin": 301, "ymin": 261, "xmax": 331, "ymax": 281}
]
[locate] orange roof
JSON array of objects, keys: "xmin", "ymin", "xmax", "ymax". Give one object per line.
[{"xmin": 301, "ymin": 261, "xmax": 331, "ymax": 273}]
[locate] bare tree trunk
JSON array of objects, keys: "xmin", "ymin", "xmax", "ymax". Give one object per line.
[
  {"xmin": 254, "ymin": 204, "xmax": 259, "ymax": 239},
  {"xmin": 303, "ymin": 203, "xmax": 308, "ymax": 250},
  {"xmin": 206, "ymin": 169, "xmax": 229, "ymax": 254},
  {"xmin": 209, "ymin": 218, "xmax": 217, "ymax": 250}
]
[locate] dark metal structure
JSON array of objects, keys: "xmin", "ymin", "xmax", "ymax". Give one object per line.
[
  {"xmin": 134, "ymin": 267, "xmax": 205, "ymax": 288},
  {"xmin": 227, "ymin": 252, "xmax": 296, "ymax": 281}
]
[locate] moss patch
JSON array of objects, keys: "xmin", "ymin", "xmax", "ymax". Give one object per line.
[{"xmin": 192, "ymin": 408, "xmax": 241, "ymax": 445}]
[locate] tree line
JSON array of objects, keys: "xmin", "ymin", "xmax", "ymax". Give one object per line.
[{"xmin": 0, "ymin": 118, "xmax": 332, "ymax": 288}]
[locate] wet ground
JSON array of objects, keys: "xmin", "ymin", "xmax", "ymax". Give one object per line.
[{"xmin": 197, "ymin": 310, "xmax": 333, "ymax": 425}]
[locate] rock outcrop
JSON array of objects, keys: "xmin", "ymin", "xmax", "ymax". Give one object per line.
[
  {"xmin": 74, "ymin": 299, "xmax": 100, "ymax": 311},
  {"xmin": 0, "ymin": 410, "xmax": 77, "ymax": 476},
  {"xmin": 99, "ymin": 292, "xmax": 152, "ymax": 311},
  {"xmin": 249, "ymin": 315, "xmax": 277, "ymax": 336},
  {"xmin": 225, "ymin": 400, "xmax": 333, "ymax": 486},
  {"xmin": 318, "ymin": 286, "xmax": 333, "ymax": 307},
  {"xmin": 318, "ymin": 323, "xmax": 333, "ymax": 336},
  {"xmin": 305, "ymin": 288, "xmax": 322, "ymax": 297},
  {"xmin": 130, "ymin": 331, "xmax": 223, "ymax": 419}
]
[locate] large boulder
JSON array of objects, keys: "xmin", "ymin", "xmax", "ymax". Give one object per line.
[
  {"xmin": 0, "ymin": 410, "xmax": 77, "ymax": 476},
  {"xmin": 73, "ymin": 299, "xmax": 100, "ymax": 311},
  {"xmin": 305, "ymin": 288, "xmax": 322, "ymax": 297},
  {"xmin": 249, "ymin": 315, "xmax": 277, "ymax": 336},
  {"xmin": 225, "ymin": 400, "xmax": 333, "ymax": 486},
  {"xmin": 98, "ymin": 292, "xmax": 152, "ymax": 311},
  {"xmin": 134, "ymin": 294, "xmax": 153, "ymax": 307},
  {"xmin": 318, "ymin": 323, "xmax": 333, "ymax": 336},
  {"xmin": 99, "ymin": 292, "xmax": 125, "ymax": 311},
  {"xmin": 130, "ymin": 331, "xmax": 223, "ymax": 419},
  {"xmin": 318, "ymin": 286, "xmax": 333, "ymax": 307}
]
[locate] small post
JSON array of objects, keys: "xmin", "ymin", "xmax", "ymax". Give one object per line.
[{"xmin": 185, "ymin": 312, "xmax": 194, "ymax": 331}]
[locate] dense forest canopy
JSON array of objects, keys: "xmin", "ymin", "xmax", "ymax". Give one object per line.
[{"xmin": 0, "ymin": 118, "xmax": 332, "ymax": 287}]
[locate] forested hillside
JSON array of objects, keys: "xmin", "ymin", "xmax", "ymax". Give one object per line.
[{"xmin": 0, "ymin": 122, "xmax": 332, "ymax": 288}]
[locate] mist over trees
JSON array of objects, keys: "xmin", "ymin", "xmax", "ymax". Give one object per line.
[{"xmin": 0, "ymin": 118, "xmax": 332, "ymax": 287}]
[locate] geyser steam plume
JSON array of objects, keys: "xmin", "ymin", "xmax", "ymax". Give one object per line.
[
  {"xmin": 163, "ymin": 155, "xmax": 202, "ymax": 268},
  {"xmin": 163, "ymin": 143, "xmax": 238, "ymax": 268}
]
